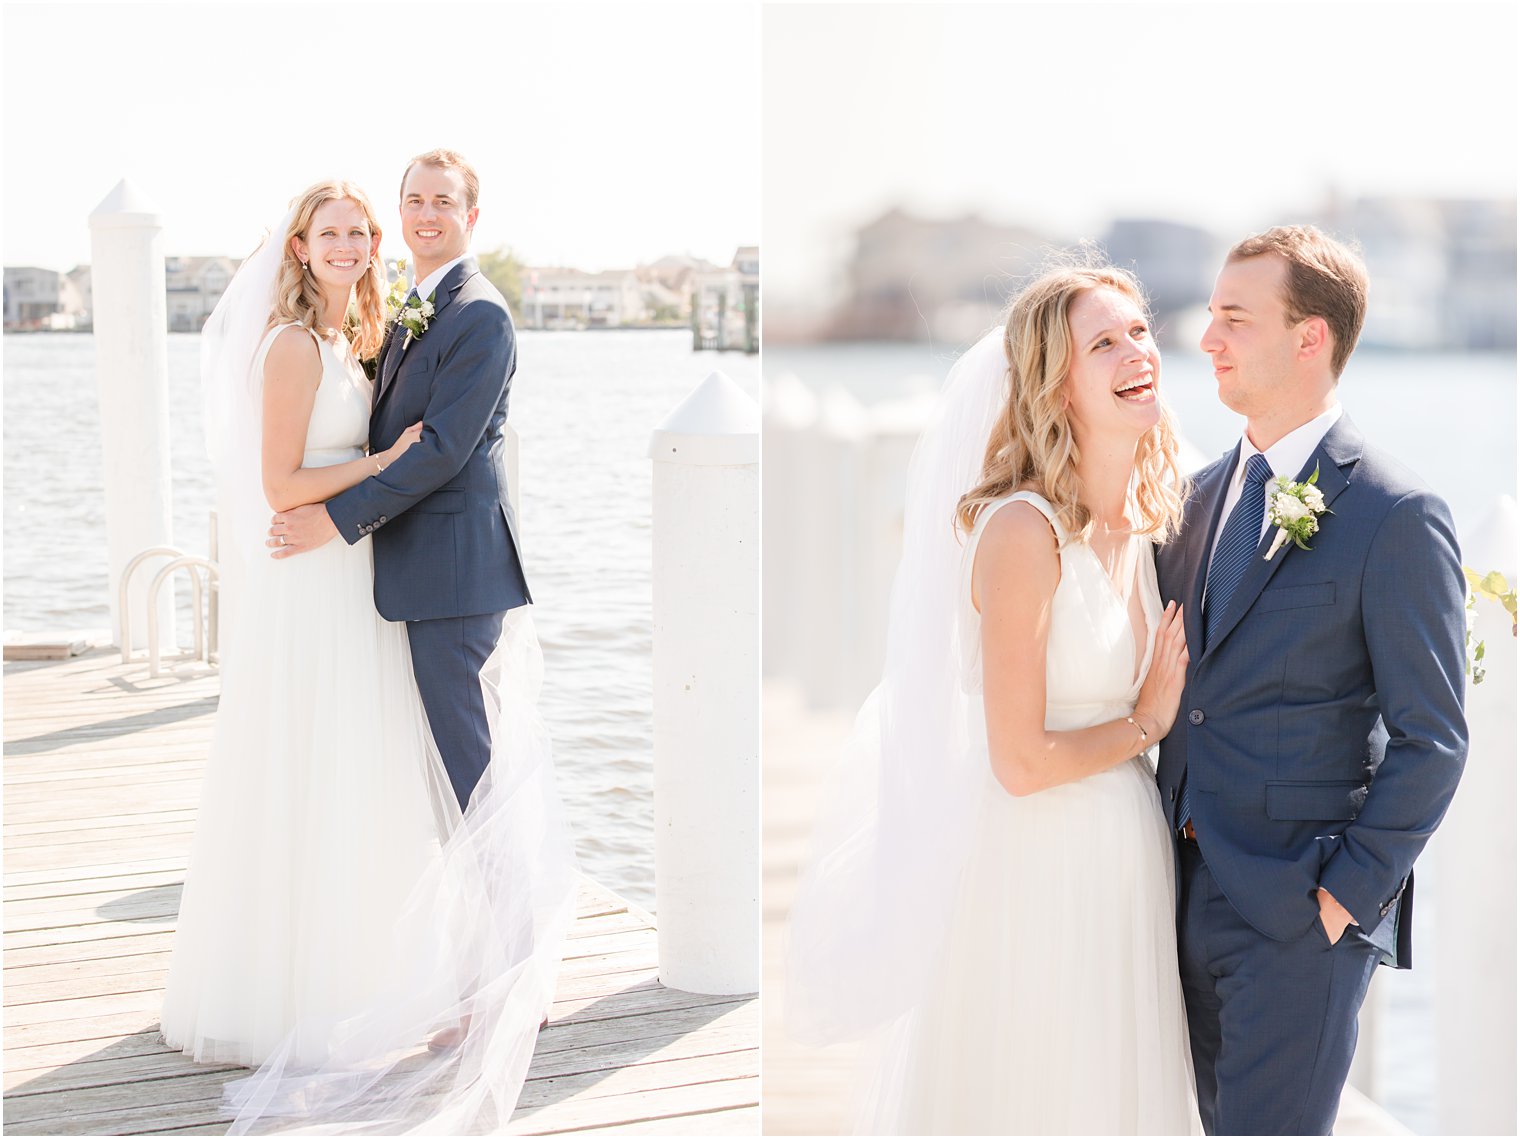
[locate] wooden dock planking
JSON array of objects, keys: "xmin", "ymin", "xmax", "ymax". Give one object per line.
[{"xmin": 4, "ymin": 648, "xmax": 757, "ymax": 1134}]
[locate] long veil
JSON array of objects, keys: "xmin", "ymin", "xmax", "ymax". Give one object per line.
[
  {"xmin": 785, "ymin": 327, "xmax": 1009, "ymax": 1046},
  {"xmin": 200, "ymin": 214, "xmax": 577, "ymax": 1134},
  {"xmin": 224, "ymin": 613, "xmax": 577, "ymax": 1134}
]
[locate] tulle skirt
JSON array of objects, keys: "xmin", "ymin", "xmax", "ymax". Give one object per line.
[
  {"xmin": 860, "ymin": 754, "xmax": 1203, "ymax": 1135},
  {"xmin": 161, "ymin": 534, "xmax": 450, "ymax": 1068}
]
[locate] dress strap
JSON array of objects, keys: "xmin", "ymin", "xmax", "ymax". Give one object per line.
[
  {"xmin": 968, "ymin": 490, "xmax": 1068, "ymax": 550},
  {"xmin": 961, "ymin": 490, "xmax": 1067, "ymax": 614}
]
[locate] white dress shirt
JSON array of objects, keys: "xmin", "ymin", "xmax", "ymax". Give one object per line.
[
  {"xmin": 1204, "ymin": 403, "xmax": 1344, "ymax": 595},
  {"xmin": 412, "ymin": 255, "xmax": 468, "ymax": 303}
]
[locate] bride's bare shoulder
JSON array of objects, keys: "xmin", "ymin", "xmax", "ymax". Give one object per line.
[
  {"xmin": 979, "ymin": 498, "xmax": 1058, "ymax": 556},
  {"xmin": 971, "ymin": 497, "xmax": 1060, "ymax": 612},
  {"xmin": 263, "ymin": 324, "xmax": 321, "ymax": 381}
]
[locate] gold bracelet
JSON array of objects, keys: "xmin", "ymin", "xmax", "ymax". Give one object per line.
[
  {"xmin": 1126, "ymin": 715, "xmax": 1149, "ymax": 744},
  {"xmin": 374, "ymin": 456, "xmax": 386, "ymax": 474}
]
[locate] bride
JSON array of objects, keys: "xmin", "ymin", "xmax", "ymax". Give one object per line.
[
  {"xmin": 162, "ymin": 180, "xmax": 576, "ymax": 1133},
  {"xmin": 787, "ymin": 263, "xmax": 1203, "ymax": 1134}
]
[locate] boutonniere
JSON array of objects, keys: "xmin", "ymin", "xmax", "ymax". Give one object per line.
[
  {"xmin": 381, "ymin": 258, "xmax": 433, "ymax": 346},
  {"xmin": 1264, "ymin": 463, "xmax": 1330, "ymax": 560},
  {"xmin": 397, "ymin": 291, "xmax": 436, "ymax": 347}
]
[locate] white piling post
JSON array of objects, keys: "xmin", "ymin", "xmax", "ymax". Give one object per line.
[
  {"xmin": 89, "ymin": 179, "xmax": 174, "ymax": 650},
  {"xmin": 761, "ymin": 372, "xmax": 817, "ymax": 684},
  {"xmin": 796, "ymin": 388, "xmax": 865, "ymax": 710},
  {"xmin": 1433, "ymin": 495, "xmax": 1517, "ymax": 1135},
  {"xmin": 648, "ymin": 371, "xmax": 759, "ymax": 994}
]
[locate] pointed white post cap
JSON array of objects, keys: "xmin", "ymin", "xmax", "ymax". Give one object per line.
[
  {"xmin": 762, "ymin": 371, "xmax": 817, "ymax": 428},
  {"xmin": 89, "ymin": 179, "xmax": 162, "ymax": 230},
  {"xmin": 649, "ymin": 371, "xmax": 759, "ymax": 466}
]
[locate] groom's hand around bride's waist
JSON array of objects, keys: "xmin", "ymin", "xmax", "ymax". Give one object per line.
[{"xmin": 268, "ymin": 504, "xmax": 338, "ymax": 558}]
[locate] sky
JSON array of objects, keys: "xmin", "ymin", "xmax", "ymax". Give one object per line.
[
  {"xmin": 764, "ymin": 1, "xmax": 1519, "ymax": 308},
  {"xmin": 2, "ymin": 1, "xmax": 759, "ymax": 272}
]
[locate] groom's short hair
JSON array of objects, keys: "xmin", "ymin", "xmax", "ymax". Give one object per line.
[
  {"xmin": 401, "ymin": 149, "xmax": 480, "ymax": 210},
  {"xmin": 1227, "ymin": 225, "xmax": 1368, "ymax": 379}
]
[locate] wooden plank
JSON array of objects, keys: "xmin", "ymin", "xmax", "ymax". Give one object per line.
[
  {"xmin": 3, "ymin": 639, "xmax": 89, "ymax": 660},
  {"xmin": 4, "ymin": 930, "xmax": 178, "ymax": 969},
  {"xmin": 511, "ymin": 1074, "xmax": 759, "ymax": 1134},
  {"xmin": 6, "ymin": 857, "xmax": 190, "ymax": 890},
  {"xmin": 517, "ymin": 1049, "xmax": 756, "ymax": 1110},
  {"xmin": 5, "ymin": 1049, "xmax": 238, "ymax": 1098},
  {"xmin": 1, "ymin": 1069, "xmax": 233, "ymax": 1127},
  {"xmin": 4, "ymin": 1030, "xmax": 175, "ymax": 1079},
  {"xmin": 6, "ymin": 967, "xmax": 170, "ymax": 1008}
]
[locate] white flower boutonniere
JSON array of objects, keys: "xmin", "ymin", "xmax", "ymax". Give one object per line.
[
  {"xmin": 1264, "ymin": 463, "xmax": 1330, "ymax": 560},
  {"xmin": 397, "ymin": 291, "xmax": 435, "ymax": 347}
]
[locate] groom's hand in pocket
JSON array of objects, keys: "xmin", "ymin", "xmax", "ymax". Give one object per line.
[
  {"xmin": 269, "ymin": 504, "xmax": 338, "ymax": 558},
  {"xmin": 1316, "ymin": 887, "xmax": 1357, "ymax": 945}
]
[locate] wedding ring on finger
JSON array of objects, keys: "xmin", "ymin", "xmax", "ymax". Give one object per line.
[{"xmin": 279, "ymin": 536, "xmax": 287, "ymax": 547}]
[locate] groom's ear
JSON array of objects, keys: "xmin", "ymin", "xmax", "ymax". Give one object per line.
[
  {"xmin": 465, "ymin": 205, "xmax": 480, "ymax": 233},
  {"xmin": 1296, "ymin": 316, "xmax": 1330, "ymax": 365}
]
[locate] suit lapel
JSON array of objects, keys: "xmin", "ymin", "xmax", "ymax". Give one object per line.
[
  {"xmin": 1200, "ymin": 414, "xmax": 1362, "ymax": 659},
  {"xmin": 374, "ymin": 257, "xmax": 479, "ymax": 408},
  {"xmin": 1183, "ymin": 448, "xmax": 1238, "ymax": 660},
  {"xmin": 373, "ymin": 320, "xmax": 399, "ymax": 409}
]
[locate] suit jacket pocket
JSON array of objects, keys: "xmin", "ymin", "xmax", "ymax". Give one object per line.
[
  {"xmin": 1266, "ymin": 780, "xmax": 1367, "ymax": 821},
  {"xmin": 1256, "ymin": 582, "xmax": 1336, "ymax": 613},
  {"xmin": 409, "ymin": 488, "xmax": 465, "ymax": 515}
]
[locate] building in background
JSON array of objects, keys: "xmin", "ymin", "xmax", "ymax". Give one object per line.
[
  {"xmin": 165, "ymin": 256, "xmax": 239, "ymax": 332},
  {"xmin": 691, "ymin": 246, "xmax": 759, "ymax": 353},
  {"xmin": 1317, "ymin": 195, "xmax": 1517, "ymax": 351},
  {"xmin": 521, "ymin": 267, "xmax": 645, "ymax": 329},
  {"xmin": 794, "ymin": 195, "xmax": 1516, "ymax": 351},
  {"xmin": 3, "ymin": 266, "xmax": 88, "ymax": 331}
]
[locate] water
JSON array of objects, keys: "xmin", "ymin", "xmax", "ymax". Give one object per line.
[
  {"xmin": 3, "ymin": 329, "xmax": 759, "ymax": 912},
  {"xmin": 766, "ymin": 338, "xmax": 1517, "ymax": 1136}
]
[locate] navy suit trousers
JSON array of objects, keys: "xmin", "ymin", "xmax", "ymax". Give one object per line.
[
  {"xmin": 1178, "ymin": 840, "xmax": 1380, "ymax": 1136},
  {"xmin": 408, "ymin": 611, "xmax": 506, "ymax": 811}
]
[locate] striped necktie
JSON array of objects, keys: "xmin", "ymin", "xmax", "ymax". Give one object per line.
[{"xmin": 1178, "ymin": 452, "xmax": 1274, "ymax": 833}]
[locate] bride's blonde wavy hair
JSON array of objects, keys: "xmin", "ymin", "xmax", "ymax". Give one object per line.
[
  {"xmin": 955, "ymin": 260, "xmax": 1188, "ymax": 544},
  {"xmin": 272, "ymin": 180, "xmax": 388, "ymax": 360}
]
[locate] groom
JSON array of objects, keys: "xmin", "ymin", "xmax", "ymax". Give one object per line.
[
  {"xmin": 1155, "ymin": 226, "xmax": 1467, "ymax": 1135},
  {"xmin": 270, "ymin": 148, "xmax": 530, "ymax": 812}
]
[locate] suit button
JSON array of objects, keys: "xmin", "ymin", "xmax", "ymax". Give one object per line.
[
  {"xmin": 379, "ymin": 515, "xmax": 388, "ymax": 523},
  {"xmin": 1188, "ymin": 709, "xmax": 1204, "ymax": 726}
]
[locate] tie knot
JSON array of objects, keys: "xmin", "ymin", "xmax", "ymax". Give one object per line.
[{"xmin": 1245, "ymin": 453, "xmax": 1274, "ymax": 488}]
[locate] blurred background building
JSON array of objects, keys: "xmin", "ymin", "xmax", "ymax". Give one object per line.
[{"xmin": 778, "ymin": 193, "xmax": 1516, "ymax": 352}]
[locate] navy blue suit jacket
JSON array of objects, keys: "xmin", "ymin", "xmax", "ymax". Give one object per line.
[
  {"xmin": 1155, "ymin": 413, "xmax": 1467, "ymax": 968},
  {"xmin": 327, "ymin": 257, "xmax": 530, "ymax": 621}
]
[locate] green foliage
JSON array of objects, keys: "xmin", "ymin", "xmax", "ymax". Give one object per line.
[
  {"xmin": 478, "ymin": 248, "xmax": 524, "ymax": 313},
  {"xmin": 1461, "ymin": 566, "xmax": 1517, "ymax": 686}
]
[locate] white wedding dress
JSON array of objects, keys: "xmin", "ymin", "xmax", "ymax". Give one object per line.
[
  {"xmin": 861, "ymin": 491, "xmax": 1202, "ymax": 1135},
  {"xmin": 161, "ymin": 325, "xmax": 454, "ymax": 1068}
]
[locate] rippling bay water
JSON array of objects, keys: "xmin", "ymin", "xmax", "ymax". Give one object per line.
[{"xmin": 4, "ymin": 329, "xmax": 759, "ymax": 910}]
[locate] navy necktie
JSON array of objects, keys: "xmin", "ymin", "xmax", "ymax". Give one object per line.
[
  {"xmin": 1178, "ymin": 452, "xmax": 1274, "ymax": 832},
  {"xmin": 1203, "ymin": 453, "xmax": 1275, "ymax": 650}
]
